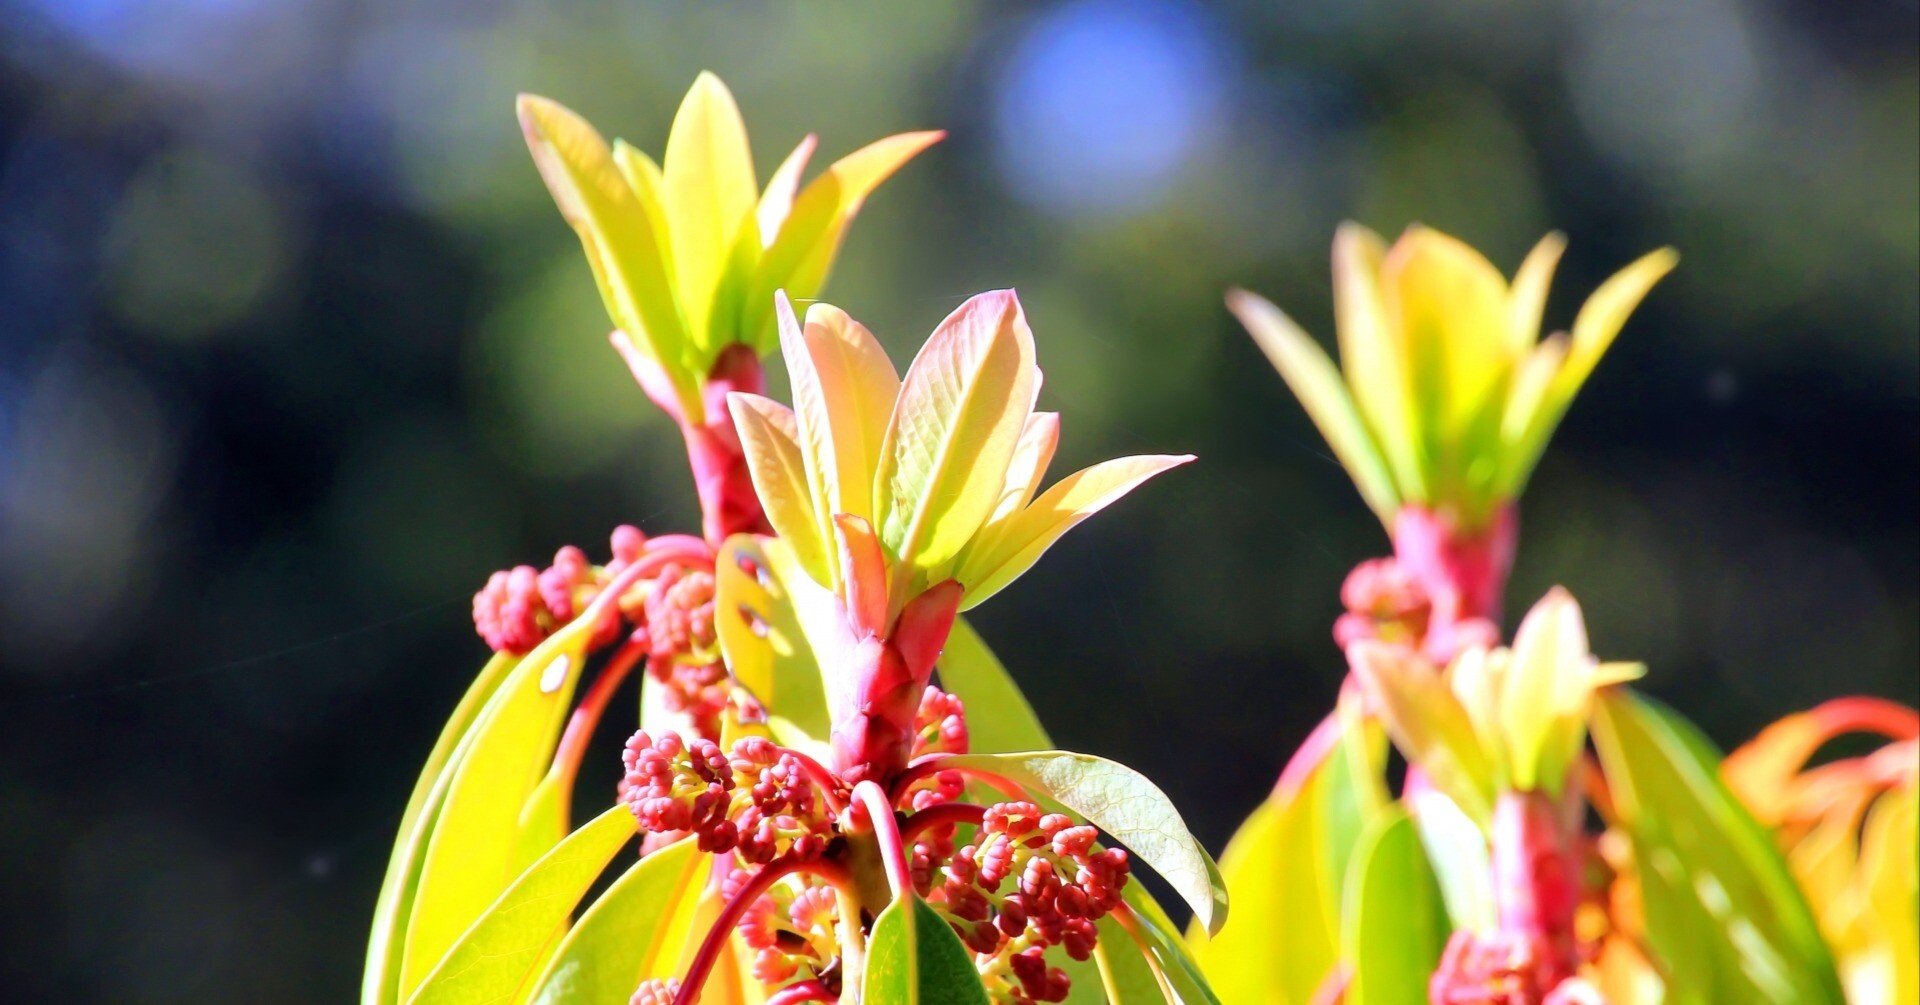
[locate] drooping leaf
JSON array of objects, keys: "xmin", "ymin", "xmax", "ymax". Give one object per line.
[
  {"xmin": 1591, "ymin": 690, "xmax": 1845, "ymax": 1004},
  {"xmin": 525, "ymin": 837, "xmax": 712, "ymax": 1005},
  {"xmin": 952, "ymin": 453, "xmax": 1193, "ymax": 610},
  {"xmin": 1341, "ymin": 808, "xmax": 1447, "ymax": 1005},
  {"xmin": 938, "ymin": 750, "xmax": 1228, "ymax": 936},
  {"xmin": 408, "ymin": 806, "xmax": 637, "ymax": 1005},
  {"xmin": 876, "ymin": 290, "xmax": 1037, "ymax": 576},
  {"xmin": 399, "ymin": 620, "xmax": 595, "ymax": 997},
  {"xmin": 1120, "ymin": 885, "xmax": 1225, "ymax": 1005},
  {"xmin": 365, "ymin": 652, "xmax": 519, "ymax": 1005},
  {"xmin": 1229, "ymin": 287, "xmax": 1399, "ymax": 524},
  {"xmin": 862, "ymin": 897, "xmax": 991, "ymax": 1005},
  {"xmin": 740, "ymin": 130, "xmax": 943, "ymax": 345}
]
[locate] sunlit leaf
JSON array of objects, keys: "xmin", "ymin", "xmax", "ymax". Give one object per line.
[
  {"xmin": 400, "ymin": 620, "xmax": 594, "ymax": 996},
  {"xmin": 1341, "ymin": 808, "xmax": 1447, "ymax": 1005},
  {"xmin": 1407, "ymin": 786, "xmax": 1495, "ymax": 934},
  {"xmin": 952, "ymin": 453, "xmax": 1193, "ymax": 611},
  {"xmin": 1347, "ymin": 641, "xmax": 1495, "ymax": 825},
  {"xmin": 662, "ymin": 72, "xmax": 757, "ymax": 350},
  {"xmin": 526, "ymin": 837, "xmax": 712, "ymax": 1005},
  {"xmin": 1591, "ymin": 690, "xmax": 1844, "ymax": 1004},
  {"xmin": 365, "ymin": 651, "xmax": 519, "ymax": 1005},
  {"xmin": 711, "ymin": 535, "xmax": 833, "ymax": 754},
  {"xmin": 1378, "ymin": 226, "xmax": 1511, "ymax": 449},
  {"xmin": 740, "ymin": 130, "xmax": 943, "ymax": 345},
  {"xmin": 408, "ymin": 806, "xmax": 636, "ymax": 1005},
  {"xmin": 876, "ymin": 289, "xmax": 1037, "ymax": 575},
  {"xmin": 1229, "ymin": 286, "xmax": 1399, "ymax": 524},
  {"xmin": 938, "ymin": 750, "xmax": 1228, "ymax": 936},
  {"xmin": 862, "ymin": 897, "xmax": 991, "ymax": 1004},
  {"xmin": 779, "ymin": 296, "xmax": 900, "ymax": 557},
  {"xmin": 1120, "ymin": 885, "xmax": 1225, "ymax": 1005},
  {"xmin": 727, "ymin": 393, "xmax": 828, "ymax": 580}
]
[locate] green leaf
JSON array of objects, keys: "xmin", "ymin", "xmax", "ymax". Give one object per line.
[
  {"xmin": 933, "ymin": 616, "xmax": 1052, "ymax": 754},
  {"xmin": 407, "ymin": 806, "xmax": 637, "ymax": 1005},
  {"xmin": 862, "ymin": 897, "xmax": 991, "ymax": 1004},
  {"xmin": 938, "ymin": 750, "xmax": 1228, "ymax": 937},
  {"xmin": 1591, "ymin": 690, "xmax": 1845, "ymax": 1004},
  {"xmin": 365, "ymin": 652, "xmax": 519, "ymax": 1005},
  {"xmin": 526, "ymin": 837, "xmax": 712, "ymax": 1005},
  {"xmin": 1342, "ymin": 809, "xmax": 1447, "ymax": 1005},
  {"xmin": 400, "ymin": 621, "xmax": 595, "ymax": 997}
]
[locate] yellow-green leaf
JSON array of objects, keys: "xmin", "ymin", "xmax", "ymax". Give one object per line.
[
  {"xmin": 516, "ymin": 95, "xmax": 696, "ymax": 417},
  {"xmin": 740, "ymin": 130, "xmax": 942, "ymax": 345},
  {"xmin": 408, "ymin": 806, "xmax": 636, "ymax": 1005},
  {"xmin": 1342, "ymin": 808, "xmax": 1448, "ymax": 1005},
  {"xmin": 779, "ymin": 295, "xmax": 900, "ymax": 563},
  {"xmin": 711, "ymin": 534, "xmax": 833, "ymax": 753},
  {"xmin": 1591, "ymin": 690, "xmax": 1844, "ymax": 1004},
  {"xmin": 1379, "ymin": 226, "xmax": 1511, "ymax": 449},
  {"xmin": 1499, "ymin": 586, "xmax": 1591, "ymax": 794},
  {"xmin": 862, "ymin": 897, "xmax": 991, "ymax": 1004},
  {"xmin": 1230, "ymin": 287, "xmax": 1399, "ymax": 524},
  {"xmin": 662, "ymin": 72, "xmax": 757, "ymax": 351},
  {"xmin": 1331, "ymin": 223, "xmax": 1426, "ymax": 504},
  {"xmin": 727, "ymin": 392, "xmax": 828, "ymax": 581},
  {"xmin": 525, "ymin": 837, "xmax": 712, "ymax": 1005},
  {"xmin": 953, "ymin": 453, "xmax": 1192, "ymax": 611},
  {"xmin": 1348, "ymin": 641, "xmax": 1495, "ymax": 824},
  {"xmin": 399, "ymin": 621, "xmax": 594, "ymax": 997},
  {"xmin": 365, "ymin": 652, "xmax": 519, "ymax": 1005},
  {"xmin": 1504, "ymin": 231, "xmax": 1565, "ymax": 357}
]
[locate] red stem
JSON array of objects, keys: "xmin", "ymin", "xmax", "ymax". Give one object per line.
[
  {"xmin": 782, "ymin": 747, "xmax": 848, "ymax": 815},
  {"xmin": 890, "ymin": 755, "xmax": 1025, "ymax": 804},
  {"xmin": 853, "ymin": 781, "xmax": 915, "ymax": 900},
  {"xmin": 671, "ymin": 855, "xmax": 846, "ymax": 1005},
  {"xmin": 900, "ymin": 802, "xmax": 986, "ymax": 844},
  {"xmin": 551, "ymin": 639, "xmax": 646, "ymax": 795}
]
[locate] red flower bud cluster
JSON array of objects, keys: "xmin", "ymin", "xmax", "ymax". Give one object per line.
[
  {"xmin": 739, "ymin": 876, "xmax": 843, "ymax": 993},
  {"xmin": 472, "ymin": 525, "xmax": 734, "ymax": 738},
  {"xmin": 925, "ymin": 801, "xmax": 1131, "ymax": 1004},
  {"xmin": 620, "ymin": 731, "xmax": 834, "ymax": 863}
]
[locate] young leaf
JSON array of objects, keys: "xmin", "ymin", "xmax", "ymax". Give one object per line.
[
  {"xmin": 1591, "ymin": 690, "xmax": 1845, "ymax": 1004},
  {"xmin": 1120, "ymin": 886, "xmax": 1226, "ymax": 1005},
  {"xmin": 364, "ymin": 652, "xmax": 518, "ymax": 1005},
  {"xmin": 861, "ymin": 897, "xmax": 991, "ymax": 1005},
  {"xmin": 525, "ymin": 837, "xmax": 712, "ymax": 1005},
  {"xmin": 1407, "ymin": 787, "xmax": 1496, "ymax": 934},
  {"xmin": 938, "ymin": 750, "xmax": 1228, "ymax": 936},
  {"xmin": 399, "ymin": 622, "xmax": 593, "ymax": 997},
  {"xmin": 740, "ymin": 130, "xmax": 943, "ymax": 344},
  {"xmin": 407, "ymin": 806, "xmax": 637, "ymax": 1005},
  {"xmin": 662, "ymin": 72, "xmax": 757, "ymax": 349},
  {"xmin": 1341, "ymin": 809, "xmax": 1447, "ymax": 1005},
  {"xmin": 876, "ymin": 290, "xmax": 1037, "ymax": 574},
  {"xmin": 1346, "ymin": 641, "xmax": 1495, "ymax": 825},
  {"xmin": 952, "ymin": 453, "xmax": 1193, "ymax": 610},
  {"xmin": 727, "ymin": 393, "xmax": 829, "ymax": 581},
  {"xmin": 779, "ymin": 297, "xmax": 899, "ymax": 537},
  {"xmin": 1228, "ymin": 288, "xmax": 1399, "ymax": 524},
  {"xmin": 1330, "ymin": 224, "xmax": 1426, "ymax": 503}
]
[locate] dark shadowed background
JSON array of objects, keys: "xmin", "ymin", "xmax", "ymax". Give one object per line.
[{"xmin": 1, "ymin": 1, "xmax": 1914, "ymax": 1000}]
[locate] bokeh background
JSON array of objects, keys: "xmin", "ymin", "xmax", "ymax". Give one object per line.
[{"xmin": 1, "ymin": 0, "xmax": 1914, "ymax": 1000}]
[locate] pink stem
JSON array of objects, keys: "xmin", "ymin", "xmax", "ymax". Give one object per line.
[
  {"xmin": 900, "ymin": 802, "xmax": 986, "ymax": 844},
  {"xmin": 890, "ymin": 755, "xmax": 1025, "ymax": 804},
  {"xmin": 853, "ymin": 781, "xmax": 915, "ymax": 900},
  {"xmin": 1273, "ymin": 711, "xmax": 1343, "ymax": 800},
  {"xmin": 671, "ymin": 855, "xmax": 844, "ymax": 1005}
]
